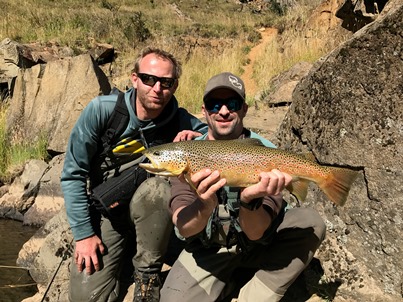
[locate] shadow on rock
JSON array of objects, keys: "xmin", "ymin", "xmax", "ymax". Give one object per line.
[{"xmin": 281, "ymin": 258, "xmax": 342, "ymax": 301}]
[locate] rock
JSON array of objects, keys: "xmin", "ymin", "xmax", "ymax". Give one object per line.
[
  {"xmin": 88, "ymin": 42, "xmax": 115, "ymax": 65},
  {"xmin": 23, "ymin": 155, "xmax": 65, "ymax": 226},
  {"xmin": 17, "ymin": 209, "xmax": 73, "ymax": 301},
  {"xmin": 263, "ymin": 61, "xmax": 313, "ymax": 106},
  {"xmin": 0, "ymin": 38, "xmax": 36, "ymax": 68},
  {"xmin": 20, "ymin": 160, "xmax": 49, "ymax": 198},
  {"xmin": 305, "ymin": 0, "xmax": 347, "ymax": 33},
  {"xmin": 275, "ymin": 1, "xmax": 403, "ymax": 300},
  {"xmin": 0, "ymin": 160, "xmax": 46, "ymax": 219},
  {"xmin": 6, "ymin": 54, "xmax": 111, "ymax": 153},
  {"xmin": 336, "ymin": 0, "xmax": 390, "ymax": 32},
  {"xmin": 0, "ymin": 158, "xmax": 65, "ymax": 226}
]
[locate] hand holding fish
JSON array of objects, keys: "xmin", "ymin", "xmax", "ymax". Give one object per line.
[
  {"xmin": 235, "ymin": 170, "xmax": 292, "ymax": 240},
  {"xmin": 240, "ymin": 169, "xmax": 293, "ymax": 203},
  {"xmin": 179, "ymin": 168, "xmax": 226, "ymax": 210},
  {"xmin": 174, "ymin": 169, "xmax": 226, "ymax": 238}
]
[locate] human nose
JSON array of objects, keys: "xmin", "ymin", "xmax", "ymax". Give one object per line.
[
  {"xmin": 218, "ymin": 104, "xmax": 230, "ymax": 115},
  {"xmin": 152, "ymin": 80, "xmax": 163, "ymax": 92}
]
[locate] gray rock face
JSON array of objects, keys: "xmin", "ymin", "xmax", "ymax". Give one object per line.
[
  {"xmin": 17, "ymin": 209, "xmax": 72, "ymax": 302},
  {"xmin": 6, "ymin": 54, "xmax": 111, "ymax": 154},
  {"xmin": 23, "ymin": 155, "xmax": 65, "ymax": 226},
  {"xmin": 276, "ymin": 2, "xmax": 402, "ymax": 300}
]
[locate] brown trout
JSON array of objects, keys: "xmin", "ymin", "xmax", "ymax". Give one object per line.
[{"xmin": 139, "ymin": 139, "xmax": 359, "ymax": 206}]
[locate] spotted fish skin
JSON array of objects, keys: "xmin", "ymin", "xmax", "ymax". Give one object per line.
[{"xmin": 140, "ymin": 139, "xmax": 359, "ymax": 206}]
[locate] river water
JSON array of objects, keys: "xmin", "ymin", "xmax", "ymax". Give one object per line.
[{"xmin": 0, "ymin": 218, "xmax": 39, "ymax": 302}]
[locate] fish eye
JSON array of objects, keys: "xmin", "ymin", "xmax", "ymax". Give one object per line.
[{"xmin": 153, "ymin": 151, "xmax": 160, "ymax": 156}]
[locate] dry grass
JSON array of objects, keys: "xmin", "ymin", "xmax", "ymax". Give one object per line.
[
  {"xmin": 0, "ymin": 0, "xmax": 260, "ymax": 51},
  {"xmin": 252, "ymin": 0, "xmax": 343, "ymax": 93},
  {"xmin": 175, "ymin": 41, "xmax": 247, "ymax": 113},
  {"xmin": 253, "ymin": 31, "xmax": 325, "ymax": 89}
]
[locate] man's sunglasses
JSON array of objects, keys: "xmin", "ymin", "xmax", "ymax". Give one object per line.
[
  {"xmin": 137, "ymin": 73, "xmax": 176, "ymax": 89},
  {"xmin": 204, "ymin": 97, "xmax": 244, "ymax": 113}
]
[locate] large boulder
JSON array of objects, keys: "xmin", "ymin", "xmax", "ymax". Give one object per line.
[
  {"xmin": 275, "ymin": 1, "xmax": 402, "ymax": 300},
  {"xmin": 0, "ymin": 156, "xmax": 65, "ymax": 226},
  {"xmin": 23, "ymin": 155, "xmax": 65, "ymax": 226},
  {"xmin": 18, "ymin": 209, "xmax": 72, "ymax": 302},
  {"xmin": 6, "ymin": 54, "xmax": 111, "ymax": 154},
  {"xmin": 0, "ymin": 159, "xmax": 48, "ymax": 221}
]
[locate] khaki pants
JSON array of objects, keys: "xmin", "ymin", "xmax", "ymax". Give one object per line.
[
  {"xmin": 69, "ymin": 177, "xmax": 174, "ymax": 302},
  {"xmin": 160, "ymin": 207, "xmax": 326, "ymax": 302}
]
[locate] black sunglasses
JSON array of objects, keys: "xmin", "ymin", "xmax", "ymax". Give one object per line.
[
  {"xmin": 204, "ymin": 97, "xmax": 244, "ymax": 113},
  {"xmin": 137, "ymin": 73, "xmax": 176, "ymax": 89}
]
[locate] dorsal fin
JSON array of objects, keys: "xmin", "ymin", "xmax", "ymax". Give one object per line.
[
  {"xmin": 236, "ymin": 138, "xmax": 265, "ymax": 146},
  {"xmin": 303, "ymin": 152, "xmax": 317, "ymax": 162}
]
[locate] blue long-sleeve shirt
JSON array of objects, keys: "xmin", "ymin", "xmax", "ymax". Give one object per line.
[{"xmin": 61, "ymin": 88, "xmax": 207, "ymax": 240}]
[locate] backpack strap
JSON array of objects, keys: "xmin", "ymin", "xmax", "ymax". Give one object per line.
[{"xmin": 100, "ymin": 91, "xmax": 129, "ymax": 155}]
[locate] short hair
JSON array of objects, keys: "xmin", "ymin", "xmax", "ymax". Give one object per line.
[{"xmin": 133, "ymin": 47, "xmax": 182, "ymax": 79}]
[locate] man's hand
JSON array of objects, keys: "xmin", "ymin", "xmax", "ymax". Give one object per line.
[
  {"xmin": 240, "ymin": 169, "xmax": 292, "ymax": 203},
  {"xmin": 173, "ymin": 169, "xmax": 226, "ymax": 238},
  {"xmin": 173, "ymin": 130, "xmax": 202, "ymax": 142},
  {"xmin": 74, "ymin": 235, "xmax": 105, "ymax": 275},
  {"xmin": 238, "ymin": 169, "xmax": 292, "ymax": 240},
  {"xmin": 191, "ymin": 169, "xmax": 226, "ymax": 207}
]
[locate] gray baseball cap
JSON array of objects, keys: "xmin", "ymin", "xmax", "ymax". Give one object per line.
[{"xmin": 203, "ymin": 72, "xmax": 245, "ymax": 102}]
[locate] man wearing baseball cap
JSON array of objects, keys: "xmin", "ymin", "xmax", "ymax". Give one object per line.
[{"xmin": 160, "ymin": 72, "xmax": 325, "ymax": 301}]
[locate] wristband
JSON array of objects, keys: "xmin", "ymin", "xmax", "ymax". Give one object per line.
[{"xmin": 239, "ymin": 197, "xmax": 263, "ymax": 211}]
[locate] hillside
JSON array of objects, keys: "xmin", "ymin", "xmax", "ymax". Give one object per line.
[{"xmin": 1, "ymin": 0, "xmax": 350, "ymax": 113}]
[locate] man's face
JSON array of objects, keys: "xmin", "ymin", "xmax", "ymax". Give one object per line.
[
  {"xmin": 202, "ymin": 88, "xmax": 248, "ymax": 140},
  {"xmin": 131, "ymin": 53, "xmax": 178, "ymax": 120}
]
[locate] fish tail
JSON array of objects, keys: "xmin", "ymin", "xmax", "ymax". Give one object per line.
[
  {"xmin": 319, "ymin": 167, "xmax": 359, "ymax": 206},
  {"xmin": 286, "ymin": 179, "xmax": 310, "ymax": 203}
]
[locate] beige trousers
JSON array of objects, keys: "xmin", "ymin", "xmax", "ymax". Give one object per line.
[{"xmin": 161, "ymin": 207, "xmax": 326, "ymax": 302}]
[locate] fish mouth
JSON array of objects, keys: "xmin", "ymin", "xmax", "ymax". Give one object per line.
[
  {"xmin": 139, "ymin": 163, "xmax": 167, "ymax": 174},
  {"xmin": 139, "ymin": 163, "xmax": 182, "ymax": 177},
  {"xmin": 139, "ymin": 153, "xmax": 169, "ymax": 176},
  {"xmin": 139, "ymin": 154, "xmax": 164, "ymax": 173}
]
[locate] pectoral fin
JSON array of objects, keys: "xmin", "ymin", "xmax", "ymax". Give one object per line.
[
  {"xmin": 183, "ymin": 173, "xmax": 200, "ymax": 196},
  {"xmin": 286, "ymin": 179, "xmax": 310, "ymax": 203}
]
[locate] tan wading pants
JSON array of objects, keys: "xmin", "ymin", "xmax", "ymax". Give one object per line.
[
  {"xmin": 160, "ymin": 207, "xmax": 326, "ymax": 302},
  {"xmin": 68, "ymin": 177, "xmax": 173, "ymax": 302}
]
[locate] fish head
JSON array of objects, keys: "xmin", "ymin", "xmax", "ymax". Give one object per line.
[{"xmin": 139, "ymin": 144, "xmax": 188, "ymax": 177}]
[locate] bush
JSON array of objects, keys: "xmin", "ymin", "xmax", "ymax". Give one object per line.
[{"xmin": 123, "ymin": 12, "xmax": 152, "ymax": 44}]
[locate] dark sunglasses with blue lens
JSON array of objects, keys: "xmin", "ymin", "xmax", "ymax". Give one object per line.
[
  {"xmin": 204, "ymin": 97, "xmax": 244, "ymax": 113},
  {"xmin": 137, "ymin": 73, "xmax": 176, "ymax": 89}
]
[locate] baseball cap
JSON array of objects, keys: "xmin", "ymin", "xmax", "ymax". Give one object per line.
[{"xmin": 203, "ymin": 72, "xmax": 245, "ymax": 102}]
